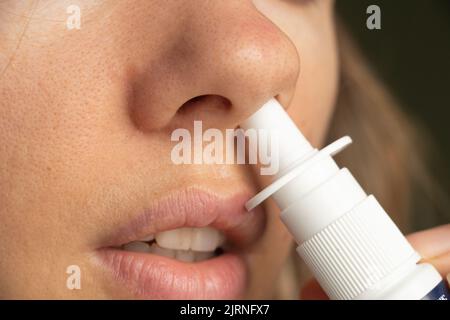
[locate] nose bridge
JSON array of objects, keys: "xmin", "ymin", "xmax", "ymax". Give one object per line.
[{"xmin": 131, "ymin": 0, "xmax": 300, "ymax": 131}]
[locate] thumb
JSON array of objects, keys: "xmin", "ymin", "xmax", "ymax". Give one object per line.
[{"xmin": 299, "ymin": 278, "xmax": 327, "ymax": 300}]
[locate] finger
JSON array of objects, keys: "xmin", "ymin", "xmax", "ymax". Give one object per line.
[
  {"xmin": 407, "ymin": 224, "xmax": 450, "ymax": 276},
  {"xmin": 299, "ymin": 278, "xmax": 328, "ymax": 300},
  {"xmin": 407, "ymin": 224, "xmax": 450, "ymax": 260},
  {"xmin": 425, "ymin": 253, "xmax": 450, "ymax": 277}
]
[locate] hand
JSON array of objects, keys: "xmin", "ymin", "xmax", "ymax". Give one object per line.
[{"xmin": 300, "ymin": 224, "xmax": 450, "ymax": 300}]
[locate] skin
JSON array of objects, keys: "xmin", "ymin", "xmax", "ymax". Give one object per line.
[{"xmin": 0, "ymin": 0, "xmax": 448, "ymax": 299}]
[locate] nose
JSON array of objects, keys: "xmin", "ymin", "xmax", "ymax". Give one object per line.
[{"xmin": 130, "ymin": 0, "xmax": 300, "ymax": 131}]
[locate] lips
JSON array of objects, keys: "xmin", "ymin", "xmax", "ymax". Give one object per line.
[{"xmin": 95, "ymin": 187, "xmax": 266, "ymax": 299}]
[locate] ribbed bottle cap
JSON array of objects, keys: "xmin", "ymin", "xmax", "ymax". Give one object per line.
[{"xmin": 296, "ymin": 195, "xmax": 420, "ymax": 300}]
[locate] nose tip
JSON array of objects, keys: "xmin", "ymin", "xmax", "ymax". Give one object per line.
[
  {"xmin": 130, "ymin": 1, "xmax": 300, "ymax": 131},
  {"xmin": 214, "ymin": 19, "xmax": 301, "ymax": 114}
]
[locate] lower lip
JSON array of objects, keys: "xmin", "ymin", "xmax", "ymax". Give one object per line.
[{"xmin": 96, "ymin": 249, "xmax": 247, "ymax": 299}]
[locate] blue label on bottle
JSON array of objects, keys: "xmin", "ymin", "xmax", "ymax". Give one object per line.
[{"xmin": 422, "ymin": 280, "xmax": 450, "ymax": 300}]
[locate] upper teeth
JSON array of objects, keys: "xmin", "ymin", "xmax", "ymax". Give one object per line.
[
  {"xmin": 122, "ymin": 227, "xmax": 226, "ymax": 262},
  {"xmin": 156, "ymin": 227, "xmax": 225, "ymax": 252}
]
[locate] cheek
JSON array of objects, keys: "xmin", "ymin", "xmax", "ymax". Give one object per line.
[
  {"xmin": 246, "ymin": 199, "xmax": 294, "ymax": 298},
  {"xmin": 291, "ymin": 46, "xmax": 338, "ymax": 147},
  {"xmin": 287, "ymin": 19, "xmax": 339, "ymax": 147}
]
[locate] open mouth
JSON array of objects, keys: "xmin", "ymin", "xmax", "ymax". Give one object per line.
[
  {"xmin": 95, "ymin": 187, "xmax": 265, "ymax": 299},
  {"xmin": 120, "ymin": 226, "xmax": 226, "ymax": 263}
]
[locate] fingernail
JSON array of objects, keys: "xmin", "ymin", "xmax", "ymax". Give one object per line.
[{"xmin": 446, "ymin": 273, "xmax": 450, "ymax": 285}]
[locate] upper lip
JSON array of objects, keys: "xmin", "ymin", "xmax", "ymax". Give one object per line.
[{"xmin": 102, "ymin": 186, "xmax": 266, "ymax": 250}]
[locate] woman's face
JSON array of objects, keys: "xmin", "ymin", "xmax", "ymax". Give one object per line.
[{"xmin": 0, "ymin": 0, "xmax": 338, "ymax": 299}]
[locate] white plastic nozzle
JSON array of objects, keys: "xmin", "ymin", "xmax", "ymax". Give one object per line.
[{"xmin": 240, "ymin": 99, "xmax": 314, "ymax": 175}]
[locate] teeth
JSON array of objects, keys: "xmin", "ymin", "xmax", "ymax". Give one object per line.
[
  {"xmin": 191, "ymin": 227, "xmax": 225, "ymax": 252},
  {"xmin": 156, "ymin": 228, "xmax": 192, "ymax": 251},
  {"xmin": 122, "ymin": 241, "xmax": 151, "ymax": 253},
  {"xmin": 122, "ymin": 227, "xmax": 226, "ymax": 262},
  {"xmin": 175, "ymin": 250, "xmax": 195, "ymax": 262},
  {"xmin": 194, "ymin": 251, "xmax": 215, "ymax": 262},
  {"xmin": 155, "ymin": 227, "xmax": 225, "ymax": 252},
  {"xmin": 147, "ymin": 244, "xmax": 215, "ymax": 262},
  {"xmin": 148, "ymin": 243, "xmax": 175, "ymax": 258}
]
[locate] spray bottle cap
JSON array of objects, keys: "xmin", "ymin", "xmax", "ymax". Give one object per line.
[{"xmin": 241, "ymin": 99, "xmax": 420, "ymax": 300}]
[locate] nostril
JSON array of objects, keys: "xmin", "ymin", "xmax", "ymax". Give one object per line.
[{"xmin": 176, "ymin": 95, "xmax": 232, "ymax": 116}]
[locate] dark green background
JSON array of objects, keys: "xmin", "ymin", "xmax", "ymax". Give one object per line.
[{"xmin": 336, "ymin": 0, "xmax": 450, "ymax": 229}]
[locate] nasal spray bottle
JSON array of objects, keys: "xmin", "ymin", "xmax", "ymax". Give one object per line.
[{"xmin": 241, "ymin": 99, "xmax": 450, "ymax": 300}]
